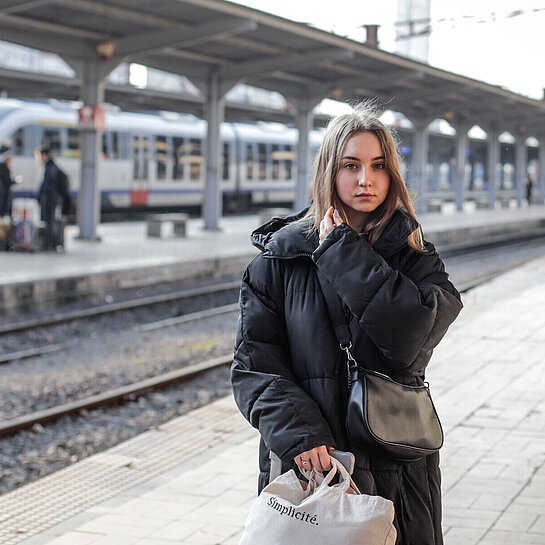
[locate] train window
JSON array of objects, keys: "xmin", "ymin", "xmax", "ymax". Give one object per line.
[
  {"xmin": 189, "ymin": 138, "xmax": 201, "ymax": 181},
  {"xmin": 102, "ymin": 133, "xmax": 108, "ymax": 159},
  {"xmin": 223, "ymin": 142, "xmax": 230, "ymax": 180},
  {"xmin": 43, "ymin": 129, "xmax": 61, "ymax": 155},
  {"xmin": 142, "ymin": 137, "xmax": 149, "ymax": 180},
  {"xmin": 155, "ymin": 136, "xmax": 167, "ymax": 180},
  {"xmin": 284, "ymin": 145, "xmax": 294, "ymax": 179},
  {"xmin": 271, "ymin": 144, "xmax": 280, "ymax": 180},
  {"xmin": 13, "ymin": 129, "xmax": 24, "ymax": 156},
  {"xmin": 132, "ymin": 136, "xmax": 140, "ymax": 179},
  {"xmin": 246, "ymin": 144, "xmax": 254, "ymax": 179},
  {"xmin": 117, "ymin": 132, "xmax": 129, "ymax": 160},
  {"xmin": 258, "ymin": 143, "xmax": 267, "ymax": 180},
  {"xmin": 110, "ymin": 132, "xmax": 120, "ymax": 159},
  {"xmin": 172, "ymin": 137, "xmax": 185, "ymax": 180},
  {"xmin": 66, "ymin": 128, "xmax": 80, "ymax": 158}
]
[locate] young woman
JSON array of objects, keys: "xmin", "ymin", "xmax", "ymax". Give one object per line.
[{"xmin": 231, "ymin": 102, "xmax": 463, "ymax": 544}]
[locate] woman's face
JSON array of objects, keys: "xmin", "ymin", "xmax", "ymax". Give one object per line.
[{"xmin": 335, "ymin": 131, "xmax": 390, "ymax": 232}]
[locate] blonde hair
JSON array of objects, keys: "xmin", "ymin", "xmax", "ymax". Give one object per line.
[{"xmin": 307, "ymin": 100, "xmax": 424, "ymax": 252}]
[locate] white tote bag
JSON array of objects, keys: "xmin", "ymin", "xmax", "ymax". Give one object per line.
[{"xmin": 239, "ymin": 458, "xmax": 396, "ymax": 545}]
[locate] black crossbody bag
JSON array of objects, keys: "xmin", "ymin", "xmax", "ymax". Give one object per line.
[{"xmin": 317, "ymin": 271, "xmax": 444, "ymax": 462}]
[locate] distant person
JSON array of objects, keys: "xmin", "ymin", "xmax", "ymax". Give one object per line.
[
  {"xmin": 37, "ymin": 145, "xmax": 70, "ymax": 251},
  {"xmin": 525, "ymin": 174, "xmax": 535, "ymax": 205},
  {"xmin": 0, "ymin": 145, "xmax": 15, "ymax": 217}
]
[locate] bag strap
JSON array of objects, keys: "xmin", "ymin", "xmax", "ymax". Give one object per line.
[
  {"xmin": 316, "ymin": 269, "xmax": 357, "ymax": 367},
  {"xmin": 301, "ymin": 458, "xmax": 361, "ymax": 495}
]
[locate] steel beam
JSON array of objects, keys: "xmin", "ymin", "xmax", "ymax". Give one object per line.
[
  {"xmin": 293, "ymin": 96, "xmax": 321, "ymax": 211},
  {"xmin": 116, "ymin": 19, "xmax": 258, "ymax": 60},
  {"xmin": 221, "ymin": 48, "xmax": 353, "ymax": 81},
  {"xmin": 0, "ymin": 0, "xmax": 55, "ymax": 14},
  {"xmin": 76, "ymin": 61, "xmax": 104, "ymax": 241},
  {"xmin": 0, "ymin": 27, "xmax": 95, "ymax": 59},
  {"xmin": 411, "ymin": 120, "xmax": 430, "ymax": 214},
  {"xmin": 486, "ymin": 129, "xmax": 500, "ymax": 209},
  {"xmin": 454, "ymin": 123, "xmax": 469, "ymax": 211},
  {"xmin": 203, "ymin": 69, "xmax": 226, "ymax": 231},
  {"xmin": 515, "ymin": 135, "xmax": 527, "ymax": 207}
]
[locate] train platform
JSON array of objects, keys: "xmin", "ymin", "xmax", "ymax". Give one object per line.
[
  {"xmin": 2, "ymin": 232, "xmax": 545, "ymax": 545},
  {"xmin": 3, "ymin": 204, "xmax": 545, "ymax": 314}
]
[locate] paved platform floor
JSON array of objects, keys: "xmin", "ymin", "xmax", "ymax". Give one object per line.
[
  {"xmin": 4, "ymin": 246, "xmax": 545, "ymax": 544},
  {"xmin": 0, "ymin": 215, "xmax": 259, "ymax": 286}
]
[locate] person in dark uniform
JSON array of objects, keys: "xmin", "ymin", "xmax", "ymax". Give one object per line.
[
  {"xmin": 231, "ymin": 101, "xmax": 463, "ymax": 544},
  {"xmin": 37, "ymin": 145, "xmax": 61, "ymax": 251},
  {"xmin": 525, "ymin": 174, "xmax": 535, "ymax": 205},
  {"xmin": 0, "ymin": 145, "xmax": 15, "ymax": 217}
]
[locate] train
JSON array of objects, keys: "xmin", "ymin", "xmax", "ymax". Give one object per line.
[
  {"xmin": 0, "ymin": 97, "xmax": 529, "ymax": 215},
  {"xmin": 0, "ymin": 98, "xmax": 324, "ymax": 213}
]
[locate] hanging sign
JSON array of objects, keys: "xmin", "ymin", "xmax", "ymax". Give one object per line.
[{"xmin": 78, "ymin": 105, "xmax": 105, "ymax": 130}]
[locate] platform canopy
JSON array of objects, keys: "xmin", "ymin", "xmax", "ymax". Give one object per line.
[{"xmin": 0, "ymin": 0, "xmax": 544, "ymax": 132}]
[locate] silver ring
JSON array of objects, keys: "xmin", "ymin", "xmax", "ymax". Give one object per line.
[{"xmin": 301, "ymin": 460, "xmax": 310, "ymax": 465}]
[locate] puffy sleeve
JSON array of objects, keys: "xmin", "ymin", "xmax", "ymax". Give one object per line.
[
  {"xmin": 312, "ymin": 223, "xmax": 462, "ymax": 375},
  {"xmin": 231, "ymin": 254, "xmax": 336, "ymax": 462}
]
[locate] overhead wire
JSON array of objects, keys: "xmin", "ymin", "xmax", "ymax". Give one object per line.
[{"xmin": 393, "ymin": 7, "xmax": 545, "ymax": 41}]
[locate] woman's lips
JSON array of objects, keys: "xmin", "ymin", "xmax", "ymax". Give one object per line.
[{"xmin": 356, "ymin": 193, "xmax": 374, "ymax": 199}]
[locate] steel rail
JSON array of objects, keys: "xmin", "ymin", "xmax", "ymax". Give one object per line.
[
  {"xmin": 0, "ymin": 280, "xmax": 241, "ymax": 335},
  {"xmin": 0, "ymin": 343, "xmax": 67, "ymax": 364},
  {"xmin": 0, "ymin": 354, "xmax": 233, "ymax": 438},
  {"xmin": 0, "ymin": 304, "xmax": 240, "ymax": 365}
]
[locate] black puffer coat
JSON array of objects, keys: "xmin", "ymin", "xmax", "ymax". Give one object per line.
[{"xmin": 231, "ymin": 208, "xmax": 463, "ymax": 545}]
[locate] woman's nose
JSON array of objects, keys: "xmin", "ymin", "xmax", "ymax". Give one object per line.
[{"xmin": 358, "ymin": 168, "xmax": 371, "ymax": 185}]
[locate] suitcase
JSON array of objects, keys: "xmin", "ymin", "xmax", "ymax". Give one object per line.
[{"xmin": 12, "ymin": 220, "xmax": 38, "ymax": 251}]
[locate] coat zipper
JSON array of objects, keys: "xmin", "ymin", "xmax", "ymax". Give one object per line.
[{"xmin": 263, "ymin": 253, "xmax": 312, "ymax": 260}]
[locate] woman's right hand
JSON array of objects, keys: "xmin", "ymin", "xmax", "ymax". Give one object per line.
[
  {"xmin": 319, "ymin": 206, "xmax": 343, "ymax": 245},
  {"xmin": 294, "ymin": 445, "xmax": 333, "ymax": 473}
]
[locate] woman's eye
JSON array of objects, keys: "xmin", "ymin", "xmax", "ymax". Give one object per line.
[
  {"xmin": 374, "ymin": 163, "xmax": 385, "ymax": 170},
  {"xmin": 345, "ymin": 163, "xmax": 358, "ymax": 170}
]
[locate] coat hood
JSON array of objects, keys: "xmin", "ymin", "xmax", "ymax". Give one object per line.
[{"xmin": 251, "ymin": 207, "xmax": 420, "ymax": 259}]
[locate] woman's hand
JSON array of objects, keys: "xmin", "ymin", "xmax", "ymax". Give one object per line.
[
  {"xmin": 294, "ymin": 445, "xmax": 334, "ymax": 473},
  {"xmin": 319, "ymin": 206, "xmax": 343, "ymax": 245}
]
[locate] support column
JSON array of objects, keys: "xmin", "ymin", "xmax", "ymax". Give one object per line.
[
  {"xmin": 539, "ymin": 137, "xmax": 545, "ymax": 204},
  {"xmin": 454, "ymin": 124, "xmax": 469, "ymax": 211},
  {"xmin": 78, "ymin": 61, "xmax": 105, "ymax": 240},
  {"xmin": 430, "ymin": 149, "xmax": 440, "ymax": 193},
  {"xmin": 515, "ymin": 135, "xmax": 527, "ymax": 206},
  {"xmin": 486, "ymin": 129, "xmax": 500, "ymax": 209},
  {"xmin": 203, "ymin": 71, "xmax": 225, "ymax": 231},
  {"xmin": 294, "ymin": 98, "xmax": 316, "ymax": 211},
  {"xmin": 411, "ymin": 121, "xmax": 429, "ymax": 214}
]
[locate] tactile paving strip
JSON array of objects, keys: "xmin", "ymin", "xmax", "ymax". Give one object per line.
[{"xmin": 0, "ymin": 395, "xmax": 248, "ymax": 545}]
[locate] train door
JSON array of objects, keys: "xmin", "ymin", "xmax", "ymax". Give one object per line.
[{"xmin": 131, "ymin": 134, "xmax": 150, "ymax": 206}]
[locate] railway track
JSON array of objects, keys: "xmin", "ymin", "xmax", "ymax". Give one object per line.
[
  {"xmin": 0, "ymin": 303, "xmax": 240, "ymax": 365},
  {"xmin": 2, "ymin": 233, "xmax": 545, "ymax": 366},
  {"xmin": 0, "ymin": 280, "xmax": 241, "ymax": 335},
  {"xmin": 0, "ymin": 354, "xmax": 233, "ymax": 439},
  {"xmin": 4, "ymin": 234, "xmax": 545, "ymax": 438}
]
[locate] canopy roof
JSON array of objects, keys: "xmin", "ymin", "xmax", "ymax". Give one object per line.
[{"xmin": 1, "ymin": 0, "xmax": 544, "ymax": 134}]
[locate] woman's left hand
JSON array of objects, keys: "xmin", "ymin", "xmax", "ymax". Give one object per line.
[{"xmin": 319, "ymin": 206, "xmax": 343, "ymax": 245}]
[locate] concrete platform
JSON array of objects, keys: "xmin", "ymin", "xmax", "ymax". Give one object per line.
[
  {"xmin": 0, "ymin": 215, "xmax": 258, "ymax": 313},
  {"xmin": 2, "ymin": 205, "xmax": 545, "ymax": 313},
  {"xmin": 2, "ymin": 247, "xmax": 545, "ymax": 545}
]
